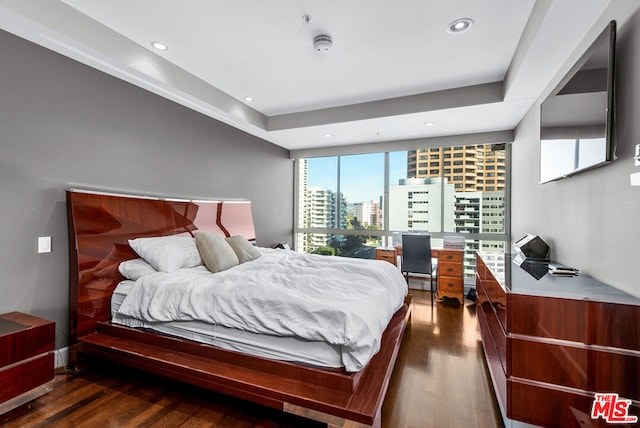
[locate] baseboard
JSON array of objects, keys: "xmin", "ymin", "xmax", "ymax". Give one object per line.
[{"xmin": 54, "ymin": 346, "xmax": 69, "ymax": 369}]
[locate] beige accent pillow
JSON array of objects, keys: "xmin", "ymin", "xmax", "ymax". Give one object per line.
[
  {"xmin": 226, "ymin": 235, "xmax": 261, "ymax": 264},
  {"xmin": 194, "ymin": 232, "xmax": 239, "ymax": 273}
]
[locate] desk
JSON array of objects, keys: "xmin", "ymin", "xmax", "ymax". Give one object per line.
[{"xmin": 375, "ymin": 246, "xmax": 465, "ymax": 304}]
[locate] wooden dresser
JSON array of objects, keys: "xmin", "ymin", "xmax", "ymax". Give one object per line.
[
  {"xmin": 436, "ymin": 249, "xmax": 464, "ymax": 304},
  {"xmin": 476, "ymin": 253, "xmax": 640, "ymax": 427},
  {"xmin": 0, "ymin": 312, "xmax": 55, "ymax": 422}
]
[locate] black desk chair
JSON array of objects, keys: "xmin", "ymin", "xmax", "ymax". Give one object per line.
[{"xmin": 401, "ymin": 234, "xmax": 438, "ymax": 299}]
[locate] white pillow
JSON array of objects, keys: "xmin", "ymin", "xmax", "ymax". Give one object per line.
[
  {"xmin": 194, "ymin": 232, "xmax": 239, "ymax": 273},
  {"xmin": 118, "ymin": 258, "xmax": 158, "ymax": 280},
  {"xmin": 128, "ymin": 235, "xmax": 202, "ymax": 273},
  {"xmin": 226, "ymin": 235, "xmax": 261, "ymax": 264}
]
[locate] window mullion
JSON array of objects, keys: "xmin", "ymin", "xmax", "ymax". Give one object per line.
[{"xmin": 336, "ymin": 156, "xmax": 341, "ymax": 229}]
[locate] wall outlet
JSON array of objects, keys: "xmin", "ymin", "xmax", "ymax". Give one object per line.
[{"xmin": 38, "ymin": 236, "xmax": 51, "ymax": 253}]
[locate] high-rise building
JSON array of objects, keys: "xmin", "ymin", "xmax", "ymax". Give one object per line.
[
  {"xmin": 299, "ymin": 185, "xmax": 348, "ymax": 253},
  {"xmin": 388, "ymin": 178, "xmax": 456, "ymax": 232},
  {"xmin": 296, "ymin": 159, "xmax": 309, "ymax": 251},
  {"xmin": 407, "ymin": 145, "xmax": 506, "ymax": 192},
  {"xmin": 454, "ymin": 191, "xmax": 506, "ymax": 277},
  {"xmin": 352, "ymin": 200, "xmax": 382, "ymax": 229}
]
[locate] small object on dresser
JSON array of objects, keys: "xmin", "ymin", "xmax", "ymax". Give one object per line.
[
  {"xmin": 548, "ymin": 262, "xmax": 579, "ymax": 277},
  {"xmin": 443, "ymin": 234, "xmax": 465, "ymax": 250}
]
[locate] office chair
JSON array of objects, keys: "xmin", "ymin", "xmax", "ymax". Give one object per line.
[{"xmin": 401, "ymin": 234, "xmax": 438, "ymax": 298}]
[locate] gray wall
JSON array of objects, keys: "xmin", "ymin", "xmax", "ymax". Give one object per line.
[
  {"xmin": 512, "ymin": 7, "xmax": 640, "ymax": 298},
  {"xmin": 0, "ymin": 30, "xmax": 293, "ymax": 348}
]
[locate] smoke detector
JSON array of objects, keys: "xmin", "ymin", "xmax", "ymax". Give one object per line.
[{"xmin": 313, "ymin": 35, "xmax": 333, "ymax": 53}]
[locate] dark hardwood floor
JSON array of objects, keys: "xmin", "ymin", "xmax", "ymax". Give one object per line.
[{"xmin": 2, "ymin": 290, "xmax": 503, "ymax": 428}]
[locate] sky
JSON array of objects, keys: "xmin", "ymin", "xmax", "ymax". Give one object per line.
[{"xmin": 307, "ymin": 152, "xmax": 408, "ymax": 203}]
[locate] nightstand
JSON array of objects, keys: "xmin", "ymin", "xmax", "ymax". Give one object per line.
[{"xmin": 0, "ymin": 312, "xmax": 55, "ymax": 422}]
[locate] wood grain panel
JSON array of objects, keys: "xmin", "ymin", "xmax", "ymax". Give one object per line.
[
  {"xmin": 476, "ymin": 279, "xmax": 507, "ymax": 373},
  {"xmin": 78, "ymin": 300, "xmax": 412, "ymax": 426},
  {"xmin": 510, "ymin": 337, "xmax": 640, "ymax": 400},
  {"xmin": 509, "ymin": 294, "xmax": 588, "ymax": 343},
  {"xmin": 0, "ymin": 313, "xmax": 55, "ymax": 368},
  {"xmin": 477, "ymin": 305, "xmax": 507, "ymax": 412},
  {"xmin": 476, "ymin": 276, "xmax": 507, "ymax": 331},
  {"xmin": 95, "ymin": 322, "xmax": 359, "ymax": 392},
  {"xmin": 508, "ymin": 379, "xmax": 640, "ymax": 428},
  {"xmin": 590, "ymin": 302, "xmax": 640, "ymax": 351},
  {"xmin": 0, "ymin": 354, "xmax": 54, "ymax": 403}
]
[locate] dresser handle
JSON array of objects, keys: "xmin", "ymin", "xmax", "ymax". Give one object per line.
[
  {"xmin": 447, "ymin": 254, "xmax": 454, "ymax": 260},
  {"xmin": 447, "ymin": 267, "xmax": 454, "ymax": 273}
]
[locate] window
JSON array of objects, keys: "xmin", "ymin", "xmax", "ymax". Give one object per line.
[{"xmin": 295, "ymin": 143, "xmax": 509, "ymax": 281}]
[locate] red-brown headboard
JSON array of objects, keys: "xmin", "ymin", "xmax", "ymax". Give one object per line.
[{"xmin": 66, "ymin": 189, "xmax": 255, "ymax": 344}]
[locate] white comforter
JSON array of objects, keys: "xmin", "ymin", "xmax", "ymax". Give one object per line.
[{"xmin": 115, "ymin": 248, "xmax": 408, "ymax": 372}]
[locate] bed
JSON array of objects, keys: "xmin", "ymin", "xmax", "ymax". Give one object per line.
[{"xmin": 67, "ymin": 189, "xmax": 412, "ymax": 427}]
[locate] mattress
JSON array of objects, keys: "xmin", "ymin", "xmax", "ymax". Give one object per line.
[{"xmin": 111, "ymin": 280, "xmax": 345, "ymax": 368}]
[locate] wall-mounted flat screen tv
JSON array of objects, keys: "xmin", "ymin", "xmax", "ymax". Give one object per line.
[{"xmin": 539, "ymin": 21, "xmax": 616, "ymax": 184}]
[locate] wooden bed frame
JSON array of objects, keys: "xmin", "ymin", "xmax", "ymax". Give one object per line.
[{"xmin": 66, "ymin": 189, "xmax": 412, "ymax": 427}]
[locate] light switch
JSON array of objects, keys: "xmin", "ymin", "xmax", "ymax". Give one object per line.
[{"xmin": 38, "ymin": 236, "xmax": 51, "ymax": 253}]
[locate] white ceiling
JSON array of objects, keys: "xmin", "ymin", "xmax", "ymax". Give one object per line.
[{"xmin": 0, "ymin": 0, "xmax": 614, "ymax": 151}]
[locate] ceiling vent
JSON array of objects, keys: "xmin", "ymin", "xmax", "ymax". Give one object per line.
[{"xmin": 313, "ymin": 35, "xmax": 333, "ymax": 53}]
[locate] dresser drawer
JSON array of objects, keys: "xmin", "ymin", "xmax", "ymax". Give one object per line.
[
  {"xmin": 477, "ymin": 282, "xmax": 507, "ymax": 374},
  {"xmin": 439, "ymin": 250, "xmax": 463, "ymax": 263},
  {"xmin": 375, "ymin": 248, "xmax": 397, "ymax": 266},
  {"xmin": 439, "ymin": 276, "xmax": 463, "ymax": 292},
  {"xmin": 0, "ymin": 353, "xmax": 54, "ymax": 403},
  {"xmin": 439, "ymin": 262, "xmax": 463, "ymax": 278},
  {"xmin": 477, "ymin": 301, "xmax": 507, "ymax": 411},
  {"xmin": 509, "ymin": 378, "xmax": 640, "ymax": 428},
  {"xmin": 477, "ymin": 277, "xmax": 507, "ymax": 331},
  {"xmin": 511, "ymin": 337, "xmax": 640, "ymax": 400}
]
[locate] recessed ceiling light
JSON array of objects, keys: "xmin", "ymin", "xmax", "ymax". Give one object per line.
[
  {"xmin": 324, "ymin": 133, "xmax": 332, "ymax": 138},
  {"xmin": 243, "ymin": 96, "xmax": 254, "ymax": 102},
  {"xmin": 447, "ymin": 18, "xmax": 474, "ymax": 34},
  {"xmin": 151, "ymin": 41, "xmax": 168, "ymax": 51},
  {"xmin": 424, "ymin": 122, "xmax": 435, "ymax": 127}
]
